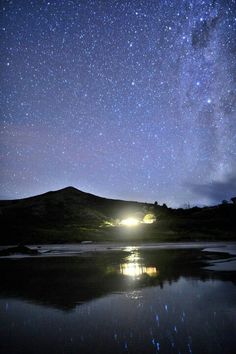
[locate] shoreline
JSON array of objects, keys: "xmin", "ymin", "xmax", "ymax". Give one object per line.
[{"xmin": 1, "ymin": 241, "xmax": 236, "ymax": 259}]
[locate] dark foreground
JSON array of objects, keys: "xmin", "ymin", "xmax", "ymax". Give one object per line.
[
  {"xmin": 1, "ymin": 187, "xmax": 236, "ymax": 244},
  {"xmin": 0, "ymin": 243, "xmax": 236, "ymax": 354}
]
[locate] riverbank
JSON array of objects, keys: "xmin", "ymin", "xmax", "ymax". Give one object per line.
[{"xmin": 1, "ymin": 241, "xmax": 236, "ymax": 259}]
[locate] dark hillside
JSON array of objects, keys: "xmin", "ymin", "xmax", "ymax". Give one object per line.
[
  {"xmin": 0, "ymin": 187, "xmax": 153, "ymax": 244},
  {"xmin": 0, "ymin": 187, "xmax": 235, "ymax": 244}
]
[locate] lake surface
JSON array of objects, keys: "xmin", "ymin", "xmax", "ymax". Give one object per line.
[{"xmin": 0, "ymin": 243, "xmax": 236, "ymax": 354}]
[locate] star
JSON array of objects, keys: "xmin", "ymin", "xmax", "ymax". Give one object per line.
[{"xmin": 0, "ymin": 0, "xmax": 235, "ymax": 207}]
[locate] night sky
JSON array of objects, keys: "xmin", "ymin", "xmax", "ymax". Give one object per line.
[{"xmin": 1, "ymin": 0, "xmax": 236, "ymax": 207}]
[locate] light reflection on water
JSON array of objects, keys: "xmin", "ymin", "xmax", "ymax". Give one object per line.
[
  {"xmin": 1, "ymin": 246, "xmax": 236, "ymax": 354},
  {"xmin": 120, "ymin": 263, "xmax": 158, "ymax": 277},
  {"xmin": 1, "ymin": 278, "xmax": 235, "ymax": 354},
  {"xmin": 120, "ymin": 249, "xmax": 158, "ymax": 277}
]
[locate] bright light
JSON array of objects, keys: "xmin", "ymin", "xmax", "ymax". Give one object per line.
[
  {"xmin": 143, "ymin": 213, "xmax": 156, "ymax": 224},
  {"xmin": 119, "ymin": 217, "xmax": 140, "ymax": 226}
]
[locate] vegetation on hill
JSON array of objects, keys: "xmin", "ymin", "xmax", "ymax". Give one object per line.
[{"xmin": 0, "ymin": 187, "xmax": 235, "ymax": 244}]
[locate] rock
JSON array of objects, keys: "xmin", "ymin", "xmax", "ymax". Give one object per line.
[{"xmin": 0, "ymin": 245, "xmax": 39, "ymax": 257}]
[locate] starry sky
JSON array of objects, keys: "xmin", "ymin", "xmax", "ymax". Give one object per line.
[{"xmin": 1, "ymin": 0, "xmax": 236, "ymax": 207}]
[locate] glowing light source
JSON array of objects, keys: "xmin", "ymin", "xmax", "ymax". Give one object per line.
[
  {"xmin": 103, "ymin": 213, "xmax": 156, "ymax": 228},
  {"xmin": 143, "ymin": 213, "xmax": 156, "ymax": 224},
  {"xmin": 119, "ymin": 217, "xmax": 140, "ymax": 226}
]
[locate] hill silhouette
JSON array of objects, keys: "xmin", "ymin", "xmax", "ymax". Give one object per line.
[{"xmin": 0, "ymin": 187, "xmax": 235, "ymax": 244}]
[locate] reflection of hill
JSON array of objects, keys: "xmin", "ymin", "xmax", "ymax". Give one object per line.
[{"xmin": 0, "ymin": 249, "xmax": 235, "ymax": 311}]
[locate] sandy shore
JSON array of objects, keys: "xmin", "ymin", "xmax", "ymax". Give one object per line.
[{"xmin": 0, "ymin": 241, "xmax": 236, "ymax": 258}]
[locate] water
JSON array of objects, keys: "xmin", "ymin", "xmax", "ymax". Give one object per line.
[{"xmin": 0, "ymin": 243, "xmax": 236, "ymax": 354}]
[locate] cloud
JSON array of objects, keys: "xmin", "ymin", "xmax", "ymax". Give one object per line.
[
  {"xmin": 191, "ymin": 16, "xmax": 219, "ymax": 48},
  {"xmin": 189, "ymin": 175, "xmax": 236, "ymax": 204}
]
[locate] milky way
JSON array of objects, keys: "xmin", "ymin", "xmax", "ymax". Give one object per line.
[{"xmin": 1, "ymin": 0, "xmax": 236, "ymax": 206}]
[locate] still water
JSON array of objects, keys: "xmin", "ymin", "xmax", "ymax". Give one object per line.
[{"xmin": 0, "ymin": 244, "xmax": 236, "ymax": 354}]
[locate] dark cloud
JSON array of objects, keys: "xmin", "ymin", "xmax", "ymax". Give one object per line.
[
  {"xmin": 219, "ymin": 90, "xmax": 236, "ymax": 115},
  {"xmin": 189, "ymin": 174, "xmax": 236, "ymax": 204},
  {"xmin": 192, "ymin": 16, "xmax": 219, "ymax": 48}
]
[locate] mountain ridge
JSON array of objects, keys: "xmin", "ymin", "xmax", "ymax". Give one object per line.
[{"xmin": 0, "ymin": 186, "xmax": 235, "ymax": 244}]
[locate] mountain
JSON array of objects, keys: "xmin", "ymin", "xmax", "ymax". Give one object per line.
[
  {"xmin": 0, "ymin": 187, "xmax": 155, "ymax": 244},
  {"xmin": 0, "ymin": 187, "xmax": 235, "ymax": 244},
  {"xmin": 0, "ymin": 186, "xmax": 153, "ymax": 223}
]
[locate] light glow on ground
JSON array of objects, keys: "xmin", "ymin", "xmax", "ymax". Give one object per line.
[{"xmin": 119, "ymin": 217, "xmax": 140, "ymax": 226}]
